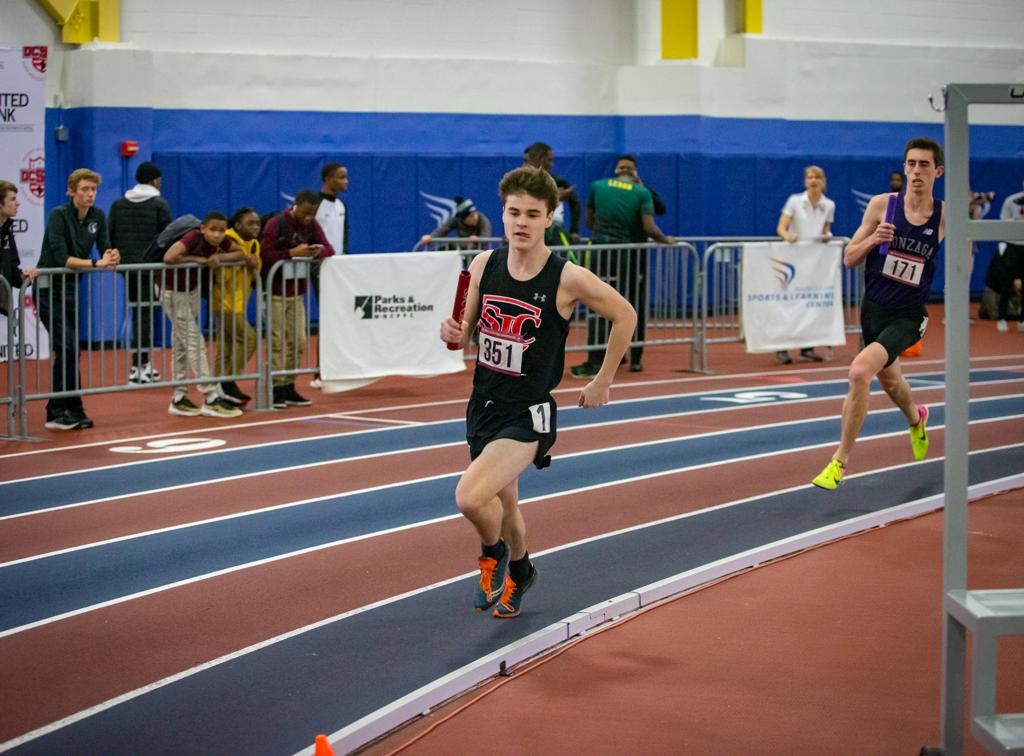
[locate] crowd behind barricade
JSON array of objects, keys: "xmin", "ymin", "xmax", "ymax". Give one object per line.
[{"xmin": 2, "ymin": 140, "xmax": 1020, "ymax": 437}]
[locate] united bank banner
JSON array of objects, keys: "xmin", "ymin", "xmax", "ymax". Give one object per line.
[
  {"xmin": 0, "ymin": 45, "xmax": 48, "ymax": 362},
  {"xmin": 741, "ymin": 241, "xmax": 846, "ymax": 353},
  {"xmin": 318, "ymin": 251, "xmax": 466, "ymax": 391}
]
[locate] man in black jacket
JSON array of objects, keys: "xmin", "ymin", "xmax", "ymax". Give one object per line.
[
  {"xmin": 524, "ymin": 142, "xmax": 581, "ymax": 243},
  {"xmin": 109, "ymin": 161, "xmax": 172, "ymax": 383},
  {"xmin": 0, "ymin": 180, "xmax": 38, "ymax": 316}
]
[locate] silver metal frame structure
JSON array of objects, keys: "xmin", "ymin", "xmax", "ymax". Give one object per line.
[{"xmin": 937, "ymin": 82, "xmax": 1024, "ymax": 756}]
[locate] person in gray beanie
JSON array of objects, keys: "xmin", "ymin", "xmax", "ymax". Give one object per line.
[{"xmin": 420, "ymin": 196, "xmax": 492, "ymax": 247}]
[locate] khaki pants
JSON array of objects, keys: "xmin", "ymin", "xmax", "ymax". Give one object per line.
[
  {"xmin": 270, "ymin": 295, "xmax": 307, "ymax": 387},
  {"xmin": 214, "ymin": 310, "xmax": 257, "ymax": 378},
  {"xmin": 161, "ymin": 288, "xmax": 215, "ymax": 396}
]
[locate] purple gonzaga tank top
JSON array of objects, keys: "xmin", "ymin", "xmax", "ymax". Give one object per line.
[{"xmin": 863, "ymin": 189, "xmax": 943, "ymax": 309}]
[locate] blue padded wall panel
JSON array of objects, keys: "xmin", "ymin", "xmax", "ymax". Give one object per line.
[{"xmin": 372, "ymin": 155, "xmax": 418, "ymax": 252}]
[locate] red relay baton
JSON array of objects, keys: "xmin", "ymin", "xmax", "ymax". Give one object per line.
[{"xmin": 446, "ymin": 269, "xmax": 472, "ymax": 351}]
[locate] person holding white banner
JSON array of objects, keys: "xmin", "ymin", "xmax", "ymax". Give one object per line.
[
  {"xmin": 0, "ymin": 181, "xmax": 38, "ymax": 316},
  {"xmin": 812, "ymin": 138, "xmax": 945, "ymax": 491},
  {"xmin": 774, "ymin": 165, "xmax": 836, "ymax": 364},
  {"xmin": 440, "ymin": 166, "xmax": 636, "ymax": 619}
]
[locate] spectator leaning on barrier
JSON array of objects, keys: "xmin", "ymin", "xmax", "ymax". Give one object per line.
[
  {"xmin": 310, "ymin": 162, "xmax": 350, "ymax": 389},
  {"xmin": 986, "ymin": 197, "xmax": 1024, "ymax": 333},
  {"xmin": 523, "ymin": 142, "xmax": 581, "ymax": 243},
  {"xmin": 261, "ymin": 189, "xmax": 334, "ymax": 409},
  {"xmin": 36, "ymin": 169, "xmax": 120, "ymax": 431},
  {"xmin": 774, "ymin": 164, "xmax": 836, "ymax": 365},
  {"xmin": 212, "ymin": 207, "xmax": 262, "ymax": 405},
  {"xmin": 0, "ymin": 180, "xmax": 38, "ymax": 317},
  {"xmin": 572, "ymin": 156, "xmax": 674, "ymax": 377},
  {"xmin": 108, "ymin": 161, "xmax": 172, "ymax": 384},
  {"xmin": 420, "ymin": 197, "xmax": 492, "ymax": 248},
  {"xmin": 162, "ymin": 210, "xmax": 245, "ymax": 419}
]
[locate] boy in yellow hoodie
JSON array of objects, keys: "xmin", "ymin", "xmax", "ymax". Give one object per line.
[{"xmin": 214, "ymin": 207, "xmax": 261, "ymax": 404}]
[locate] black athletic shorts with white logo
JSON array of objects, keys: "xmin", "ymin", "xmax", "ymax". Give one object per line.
[
  {"xmin": 860, "ymin": 298, "xmax": 928, "ymax": 367},
  {"xmin": 466, "ymin": 392, "xmax": 557, "ymax": 470}
]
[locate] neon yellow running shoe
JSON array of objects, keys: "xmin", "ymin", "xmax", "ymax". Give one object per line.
[
  {"xmin": 812, "ymin": 459, "xmax": 845, "ymax": 490},
  {"xmin": 910, "ymin": 405, "xmax": 929, "ymax": 461}
]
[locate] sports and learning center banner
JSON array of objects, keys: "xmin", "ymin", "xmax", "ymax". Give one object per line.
[
  {"xmin": 0, "ymin": 45, "xmax": 48, "ymax": 362},
  {"xmin": 318, "ymin": 252, "xmax": 466, "ymax": 391},
  {"xmin": 741, "ymin": 241, "xmax": 846, "ymax": 353}
]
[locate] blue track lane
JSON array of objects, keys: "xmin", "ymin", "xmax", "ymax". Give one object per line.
[
  {"xmin": 9, "ymin": 445, "xmax": 1022, "ymax": 756},
  {"xmin": 2, "ymin": 368, "xmax": 1020, "ymax": 516},
  {"xmin": 1, "ymin": 395, "xmax": 1021, "ymax": 632}
]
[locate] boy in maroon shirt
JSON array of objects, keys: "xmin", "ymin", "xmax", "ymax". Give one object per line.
[
  {"xmin": 162, "ymin": 211, "xmax": 246, "ymax": 417},
  {"xmin": 260, "ymin": 189, "xmax": 334, "ymax": 408}
]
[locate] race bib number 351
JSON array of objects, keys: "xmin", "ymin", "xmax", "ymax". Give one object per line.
[
  {"xmin": 881, "ymin": 251, "xmax": 924, "ymax": 287},
  {"xmin": 479, "ymin": 331, "xmax": 525, "ymax": 375}
]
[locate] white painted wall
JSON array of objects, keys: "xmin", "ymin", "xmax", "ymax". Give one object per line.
[
  {"xmin": 1, "ymin": 0, "xmax": 1022, "ymax": 124},
  {"xmin": 763, "ymin": 0, "xmax": 1023, "ymax": 49}
]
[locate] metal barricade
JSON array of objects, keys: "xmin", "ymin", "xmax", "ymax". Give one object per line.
[
  {"xmin": 696, "ymin": 237, "xmax": 858, "ymax": 373},
  {"xmin": 1, "ymin": 276, "xmax": 16, "ymax": 438},
  {"xmin": 411, "ymin": 236, "xmax": 505, "ymax": 253},
  {"xmin": 453, "ymin": 242, "xmax": 701, "ymax": 371},
  {"xmin": 7, "ymin": 261, "xmax": 263, "ymax": 437},
  {"xmin": 261, "ymin": 257, "xmax": 317, "ymax": 408}
]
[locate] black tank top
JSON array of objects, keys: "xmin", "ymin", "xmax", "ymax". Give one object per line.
[
  {"xmin": 472, "ymin": 248, "xmax": 570, "ymax": 403},
  {"xmin": 864, "ymin": 190, "xmax": 943, "ymax": 309}
]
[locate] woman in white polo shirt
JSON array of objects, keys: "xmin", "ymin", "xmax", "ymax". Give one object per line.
[{"xmin": 774, "ymin": 165, "xmax": 836, "ymax": 364}]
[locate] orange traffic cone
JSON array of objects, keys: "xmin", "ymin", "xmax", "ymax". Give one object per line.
[
  {"xmin": 314, "ymin": 734, "xmax": 335, "ymax": 756},
  {"xmin": 901, "ymin": 340, "xmax": 922, "ymax": 358}
]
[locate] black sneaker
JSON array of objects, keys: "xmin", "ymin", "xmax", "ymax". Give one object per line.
[
  {"xmin": 776, "ymin": 351, "xmax": 793, "ymax": 365},
  {"xmin": 285, "ymin": 385, "xmax": 312, "ymax": 406},
  {"xmin": 272, "ymin": 386, "xmax": 288, "ymax": 409},
  {"xmin": 45, "ymin": 410, "xmax": 80, "ymax": 431},
  {"xmin": 570, "ymin": 362, "xmax": 598, "ymax": 378},
  {"xmin": 219, "ymin": 381, "xmax": 251, "ymax": 405},
  {"xmin": 800, "ymin": 348, "xmax": 824, "ymax": 362},
  {"xmin": 629, "ymin": 362, "xmax": 643, "ymax": 373},
  {"xmin": 68, "ymin": 408, "xmax": 94, "ymax": 429}
]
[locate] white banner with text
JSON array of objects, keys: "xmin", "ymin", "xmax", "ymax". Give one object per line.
[
  {"xmin": 319, "ymin": 252, "xmax": 466, "ymax": 392},
  {"xmin": 0, "ymin": 45, "xmax": 48, "ymax": 361},
  {"xmin": 741, "ymin": 241, "xmax": 846, "ymax": 353}
]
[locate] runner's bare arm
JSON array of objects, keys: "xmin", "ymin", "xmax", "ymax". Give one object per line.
[
  {"xmin": 439, "ymin": 251, "xmax": 490, "ymax": 349},
  {"xmin": 558, "ymin": 262, "xmax": 637, "ymax": 408},
  {"xmin": 843, "ymin": 193, "xmax": 892, "ymax": 268}
]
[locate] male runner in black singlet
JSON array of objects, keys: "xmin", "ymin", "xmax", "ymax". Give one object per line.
[
  {"xmin": 440, "ymin": 166, "xmax": 637, "ymax": 617},
  {"xmin": 813, "ymin": 137, "xmax": 947, "ymax": 490}
]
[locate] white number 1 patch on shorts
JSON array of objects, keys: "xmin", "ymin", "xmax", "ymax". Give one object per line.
[{"xmin": 529, "ymin": 401, "xmax": 551, "ymax": 434}]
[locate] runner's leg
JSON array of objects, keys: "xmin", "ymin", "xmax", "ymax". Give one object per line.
[
  {"xmin": 834, "ymin": 342, "xmax": 889, "ymax": 465},
  {"xmin": 455, "ymin": 438, "xmax": 539, "ymax": 546}
]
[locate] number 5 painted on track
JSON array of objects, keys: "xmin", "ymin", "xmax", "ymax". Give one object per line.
[{"xmin": 702, "ymin": 390, "xmax": 808, "ymax": 404}]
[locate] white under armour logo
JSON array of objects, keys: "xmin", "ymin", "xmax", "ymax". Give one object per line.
[{"xmin": 533, "ymin": 293, "xmax": 546, "ymax": 302}]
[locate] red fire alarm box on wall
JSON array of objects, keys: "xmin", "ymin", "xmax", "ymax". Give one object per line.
[{"xmin": 120, "ymin": 140, "xmax": 139, "ymax": 157}]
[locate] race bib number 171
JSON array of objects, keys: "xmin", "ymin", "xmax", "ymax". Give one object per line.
[{"xmin": 881, "ymin": 251, "xmax": 924, "ymax": 287}]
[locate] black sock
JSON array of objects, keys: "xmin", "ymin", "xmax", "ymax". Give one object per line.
[
  {"xmin": 481, "ymin": 539, "xmax": 506, "ymax": 562},
  {"xmin": 509, "ymin": 552, "xmax": 532, "ymax": 584}
]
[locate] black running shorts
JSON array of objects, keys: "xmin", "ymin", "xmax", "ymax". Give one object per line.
[
  {"xmin": 860, "ymin": 298, "xmax": 928, "ymax": 367},
  {"xmin": 466, "ymin": 393, "xmax": 557, "ymax": 470}
]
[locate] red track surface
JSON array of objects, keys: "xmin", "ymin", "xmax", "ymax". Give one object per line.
[{"xmin": 1, "ymin": 308, "xmax": 1022, "ymax": 753}]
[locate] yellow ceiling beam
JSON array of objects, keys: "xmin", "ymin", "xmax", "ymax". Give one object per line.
[
  {"xmin": 744, "ymin": 0, "xmax": 763, "ymax": 34},
  {"xmin": 662, "ymin": 0, "xmax": 698, "ymax": 60},
  {"xmin": 34, "ymin": 0, "xmax": 120, "ymax": 44}
]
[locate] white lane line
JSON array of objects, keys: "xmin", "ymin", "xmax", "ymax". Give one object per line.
[
  {"xmin": 3, "ymin": 444, "xmax": 1021, "ymax": 755},
  {"xmin": 324, "ymin": 415, "xmax": 423, "ymax": 426},
  {"xmin": 2, "ymin": 387, "xmax": 1022, "ymax": 523},
  {"xmin": 3, "ymin": 367, "xmax": 1020, "ymax": 491},
  {"xmin": 1, "ymin": 353, "xmax": 1019, "ymax": 462},
  {"xmin": 1, "ymin": 415, "xmax": 1020, "ymax": 638}
]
